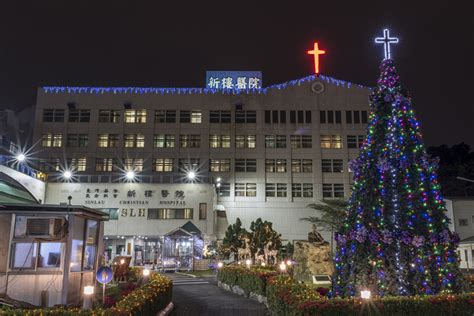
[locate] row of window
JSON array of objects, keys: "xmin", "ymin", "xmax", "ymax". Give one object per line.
[
  {"xmin": 320, "ymin": 110, "xmax": 368, "ymax": 124},
  {"xmin": 43, "ymin": 109, "xmax": 256, "ymax": 124},
  {"xmin": 41, "ymin": 133, "xmax": 365, "ymax": 149},
  {"xmin": 43, "ymin": 108, "xmax": 368, "ymax": 125},
  {"xmin": 219, "ymin": 182, "xmax": 344, "ymax": 198},
  {"xmin": 38, "ymin": 157, "xmax": 345, "ymax": 174}
]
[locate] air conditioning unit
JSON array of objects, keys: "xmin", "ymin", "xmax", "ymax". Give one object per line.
[{"xmin": 26, "ymin": 218, "xmax": 64, "ymax": 238}]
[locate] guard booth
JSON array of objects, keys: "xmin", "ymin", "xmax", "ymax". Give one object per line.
[
  {"xmin": 162, "ymin": 221, "xmax": 203, "ymax": 271},
  {"xmin": 0, "ymin": 203, "xmax": 107, "ymax": 307}
]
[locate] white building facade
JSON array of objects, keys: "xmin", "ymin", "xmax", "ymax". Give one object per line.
[{"xmin": 31, "ymin": 74, "xmax": 372, "ymax": 262}]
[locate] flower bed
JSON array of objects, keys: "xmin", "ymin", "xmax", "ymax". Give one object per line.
[
  {"xmin": 0, "ymin": 273, "xmax": 172, "ymax": 316},
  {"xmin": 217, "ymin": 266, "xmax": 474, "ymax": 315}
]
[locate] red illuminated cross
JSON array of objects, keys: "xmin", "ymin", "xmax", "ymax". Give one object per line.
[{"xmin": 307, "ymin": 42, "xmax": 326, "ymax": 74}]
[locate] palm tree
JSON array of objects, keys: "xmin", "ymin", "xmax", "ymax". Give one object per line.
[{"xmin": 300, "ymin": 199, "xmax": 347, "ymax": 252}]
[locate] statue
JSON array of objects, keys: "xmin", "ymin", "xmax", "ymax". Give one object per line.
[{"xmin": 308, "ymin": 224, "xmax": 326, "ymax": 243}]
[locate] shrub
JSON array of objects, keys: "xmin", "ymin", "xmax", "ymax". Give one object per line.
[
  {"xmin": 217, "ymin": 265, "xmax": 277, "ymax": 296},
  {"xmin": 0, "ymin": 273, "xmax": 172, "ymax": 316}
]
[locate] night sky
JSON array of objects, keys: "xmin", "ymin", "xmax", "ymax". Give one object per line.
[{"xmin": 0, "ymin": 1, "xmax": 472, "ymax": 146}]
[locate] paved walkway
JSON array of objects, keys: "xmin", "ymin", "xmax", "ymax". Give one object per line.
[{"xmin": 166, "ymin": 273, "xmax": 268, "ymax": 316}]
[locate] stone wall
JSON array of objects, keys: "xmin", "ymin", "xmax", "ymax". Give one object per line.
[{"xmin": 293, "ymin": 240, "xmax": 334, "ymax": 282}]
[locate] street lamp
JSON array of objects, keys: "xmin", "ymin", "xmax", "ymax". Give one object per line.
[
  {"xmin": 15, "ymin": 153, "xmax": 26, "ymax": 162},
  {"xmin": 279, "ymin": 262, "xmax": 287, "ymax": 273},
  {"xmin": 143, "ymin": 268, "xmax": 150, "ymax": 277},
  {"xmin": 217, "ymin": 262, "xmax": 224, "ymax": 269},
  {"xmin": 63, "ymin": 170, "xmax": 72, "ymax": 180},
  {"xmin": 456, "ymin": 176, "xmax": 474, "ymax": 183},
  {"xmin": 187, "ymin": 171, "xmax": 196, "ymax": 180},
  {"xmin": 83, "ymin": 286, "xmax": 94, "ymax": 310},
  {"xmin": 125, "ymin": 170, "xmax": 135, "ymax": 181},
  {"xmin": 245, "ymin": 259, "xmax": 252, "ymax": 268}
]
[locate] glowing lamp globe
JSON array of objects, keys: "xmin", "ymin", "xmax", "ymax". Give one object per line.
[
  {"xmin": 187, "ymin": 171, "xmax": 196, "ymax": 180},
  {"xmin": 361, "ymin": 290, "xmax": 371, "ymax": 300},
  {"xmin": 83, "ymin": 286, "xmax": 94, "ymax": 295},
  {"xmin": 16, "ymin": 153, "xmax": 26, "ymax": 162},
  {"xmin": 126, "ymin": 171, "xmax": 135, "ymax": 180},
  {"xmin": 63, "ymin": 170, "xmax": 72, "ymax": 179},
  {"xmin": 143, "ymin": 268, "xmax": 150, "ymax": 277},
  {"xmin": 245, "ymin": 259, "xmax": 251, "ymax": 266},
  {"xmin": 217, "ymin": 262, "xmax": 224, "ymax": 269},
  {"xmin": 279, "ymin": 262, "xmax": 287, "ymax": 272}
]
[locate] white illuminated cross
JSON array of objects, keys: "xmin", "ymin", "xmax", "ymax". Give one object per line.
[{"xmin": 375, "ymin": 28, "xmax": 399, "ymax": 60}]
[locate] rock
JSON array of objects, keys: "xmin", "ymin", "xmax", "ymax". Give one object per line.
[{"xmin": 293, "ymin": 240, "xmax": 334, "ymax": 282}]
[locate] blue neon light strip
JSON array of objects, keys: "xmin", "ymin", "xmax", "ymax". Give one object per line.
[{"xmin": 42, "ymin": 74, "xmax": 367, "ymax": 95}]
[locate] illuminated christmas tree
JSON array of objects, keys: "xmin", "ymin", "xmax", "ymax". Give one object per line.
[{"xmin": 332, "ymin": 58, "xmax": 464, "ymax": 297}]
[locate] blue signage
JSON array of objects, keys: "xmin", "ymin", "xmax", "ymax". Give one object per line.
[
  {"xmin": 206, "ymin": 71, "xmax": 262, "ymax": 89},
  {"xmin": 96, "ymin": 266, "xmax": 113, "ymax": 284}
]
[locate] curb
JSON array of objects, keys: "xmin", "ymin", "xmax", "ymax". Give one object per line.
[{"xmin": 157, "ymin": 302, "xmax": 174, "ymax": 316}]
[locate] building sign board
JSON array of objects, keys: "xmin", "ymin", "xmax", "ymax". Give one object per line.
[{"xmin": 205, "ymin": 71, "xmax": 262, "ymax": 89}]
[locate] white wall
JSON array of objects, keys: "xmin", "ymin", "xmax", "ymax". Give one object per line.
[{"xmin": 45, "ymin": 182, "xmax": 216, "ymax": 237}]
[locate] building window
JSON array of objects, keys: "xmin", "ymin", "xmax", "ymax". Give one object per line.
[
  {"xmin": 218, "ymin": 183, "xmax": 231, "ymax": 197},
  {"xmin": 42, "ymin": 109, "xmax": 65, "ymax": 122},
  {"xmin": 124, "ymin": 134, "xmax": 145, "ymax": 148},
  {"xmin": 153, "ymin": 158, "xmax": 174, "ymax": 172},
  {"xmin": 266, "ymin": 183, "xmax": 287, "ymax": 197},
  {"xmin": 320, "ymin": 110, "xmax": 341, "ymax": 124},
  {"xmin": 148, "ymin": 208, "xmax": 193, "ymax": 219},
  {"xmin": 180, "ymin": 135, "xmax": 201, "ymax": 148},
  {"xmin": 235, "ymin": 183, "xmax": 257, "ymax": 197},
  {"xmin": 123, "ymin": 158, "xmax": 143, "ymax": 172},
  {"xmin": 210, "ymin": 111, "xmax": 231, "ymax": 123},
  {"xmin": 154, "ymin": 110, "xmax": 176, "ymax": 123},
  {"xmin": 180, "ymin": 110, "xmax": 201, "ymax": 123},
  {"xmin": 179, "ymin": 158, "xmax": 200, "ymax": 172},
  {"xmin": 41, "ymin": 133, "xmax": 62, "ymax": 147},
  {"xmin": 235, "ymin": 159, "xmax": 256, "ymax": 172},
  {"xmin": 347, "ymin": 135, "xmax": 365, "ymax": 149},
  {"xmin": 323, "ymin": 183, "xmax": 344, "ymax": 198},
  {"xmin": 68, "ymin": 109, "xmax": 90, "ymax": 123},
  {"xmin": 289, "ymin": 110, "xmax": 311, "ymax": 124},
  {"xmin": 321, "ymin": 159, "xmax": 343, "ymax": 172},
  {"xmin": 209, "ymin": 135, "xmax": 231, "ymax": 148},
  {"xmin": 39, "ymin": 158, "xmax": 61, "ymax": 172},
  {"xmin": 209, "ymin": 159, "xmax": 231, "ymax": 172},
  {"xmin": 459, "ymin": 219, "xmax": 469, "ymax": 227},
  {"xmin": 66, "ymin": 134, "xmax": 89, "ymax": 147},
  {"xmin": 346, "ymin": 111, "xmax": 368, "ymax": 124},
  {"xmin": 265, "ymin": 135, "xmax": 286, "ymax": 148},
  {"xmin": 291, "ymin": 159, "xmax": 313, "ymax": 173},
  {"xmin": 68, "ymin": 158, "xmax": 87, "ymax": 172},
  {"xmin": 95, "ymin": 158, "xmax": 117, "ymax": 172},
  {"xmin": 292, "ymin": 183, "xmax": 313, "ymax": 198},
  {"xmin": 98, "ymin": 110, "xmax": 120, "ymax": 123},
  {"xmin": 99, "ymin": 208, "xmax": 119, "ymax": 220},
  {"xmin": 265, "ymin": 110, "xmax": 287, "ymax": 124},
  {"xmin": 265, "ymin": 159, "xmax": 287, "ymax": 173},
  {"xmin": 199, "ymin": 203, "xmax": 207, "ymax": 220},
  {"xmin": 97, "ymin": 134, "xmax": 119, "ymax": 148},
  {"xmin": 320, "ymin": 135, "xmax": 342, "ymax": 149},
  {"xmin": 290, "ymin": 135, "xmax": 312, "ymax": 148},
  {"xmin": 154, "ymin": 134, "xmax": 175, "ymax": 148},
  {"xmin": 124, "ymin": 110, "xmax": 147, "ymax": 123},
  {"xmin": 235, "ymin": 135, "xmax": 256, "ymax": 148},
  {"xmin": 235, "ymin": 110, "xmax": 256, "ymax": 123}
]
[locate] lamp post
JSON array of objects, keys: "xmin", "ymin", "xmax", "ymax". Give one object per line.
[{"xmin": 83, "ymin": 286, "xmax": 94, "ymax": 310}]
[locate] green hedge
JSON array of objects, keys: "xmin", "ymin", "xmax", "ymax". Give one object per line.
[
  {"xmin": 218, "ymin": 266, "xmax": 474, "ymax": 315},
  {"xmin": 217, "ymin": 265, "xmax": 277, "ymax": 296},
  {"xmin": 0, "ymin": 273, "xmax": 172, "ymax": 316}
]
